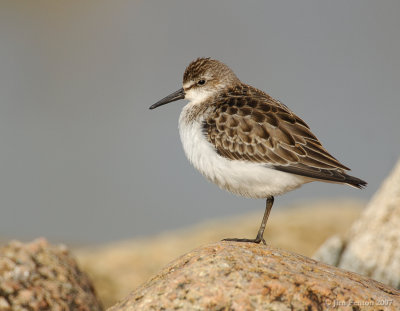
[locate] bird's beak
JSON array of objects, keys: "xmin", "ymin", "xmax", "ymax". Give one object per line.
[{"xmin": 149, "ymin": 88, "xmax": 185, "ymax": 110}]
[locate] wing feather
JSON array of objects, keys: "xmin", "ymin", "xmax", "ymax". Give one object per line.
[{"xmin": 202, "ymin": 84, "xmax": 366, "ymax": 187}]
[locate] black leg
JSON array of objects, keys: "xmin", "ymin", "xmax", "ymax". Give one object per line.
[{"xmin": 223, "ymin": 196, "xmax": 274, "ymax": 245}]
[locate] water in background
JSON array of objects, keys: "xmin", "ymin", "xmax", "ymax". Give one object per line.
[{"xmin": 0, "ymin": 1, "xmax": 399, "ymax": 244}]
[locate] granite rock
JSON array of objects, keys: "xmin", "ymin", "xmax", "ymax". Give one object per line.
[
  {"xmin": 77, "ymin": 200, "xmax": 363, "ymax": 307},
  {"xmin": 108, "ymin": 242, "xmax": 400, "ymax": 311},
  {"xmin": 0, "ymin": 238, "xmax": 103, "ymax": 311}
]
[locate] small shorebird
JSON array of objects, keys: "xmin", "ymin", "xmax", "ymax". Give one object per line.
[{"xmin": 150, "ymin": 57, "xmax": 366, "ymax": 244}]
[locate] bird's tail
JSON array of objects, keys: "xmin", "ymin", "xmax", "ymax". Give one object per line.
[{"xmin": 344, "ymin": 174, "xmax": 367, "ymax": 189}]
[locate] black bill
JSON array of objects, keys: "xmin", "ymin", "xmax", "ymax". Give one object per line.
[{"xmin": 149, "ymin": 88, "xmax": 185, "ymax": 110}]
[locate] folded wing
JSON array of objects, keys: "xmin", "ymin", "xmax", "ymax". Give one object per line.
[{"xmin": 202, "ymin": 85, "xmax": 366, "ymax": 188}]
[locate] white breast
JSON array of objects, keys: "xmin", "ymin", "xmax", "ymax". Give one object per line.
[{"xmin": 178, "ymin": 102, "xmax": 310, "ymax": 198}]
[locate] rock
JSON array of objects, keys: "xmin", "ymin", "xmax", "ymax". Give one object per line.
[
  {"xmin": 77, "ymin": 200, "xmax": 363, "ymax": 307},
  {"xmin": 0, "ymin": 238, "xmax": 103, "ymax": 311},
  {"xmin": 314, "ymin": 158, "xmax": 400, "ymax": 289},
  {"xmin": 312, "ymin": 235, "xmax": 345, "ymax": 266},
  {"xmin": 108, "ymin": 242, "xmax": 400, "ymax": 311}
]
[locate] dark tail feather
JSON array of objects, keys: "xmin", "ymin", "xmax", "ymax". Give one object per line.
[
  {"xmin": 273, "ymin": 164, "xmax": 367, "ymax": 189},
  {"xmin": 344, "ymin": 174, "xmax": 367, "ymax": 189}
]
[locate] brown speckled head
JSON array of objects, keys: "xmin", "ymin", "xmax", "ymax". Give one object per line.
[
  {"xmin": 182, "ymin": 58, "xmax": 241, "ymax": 101},
  {"xmin": 149, "ymin": 57, "xmax": 241, "ymax": 110}
]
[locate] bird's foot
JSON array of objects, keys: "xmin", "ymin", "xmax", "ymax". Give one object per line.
[{"xmin": 222, "ymin": 237, "xmax": 266, "ymax": 245}]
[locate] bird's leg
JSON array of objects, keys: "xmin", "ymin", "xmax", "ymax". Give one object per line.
[
  {"xmin": 253, "ymin": 196, "xmax": 274, "ymax": 244},
  {"xmin": 223, "ymin": 196, "xmax": 274, "ymax": 245}
]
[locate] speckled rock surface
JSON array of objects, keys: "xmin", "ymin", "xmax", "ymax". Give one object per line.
[
  {"xmin": 0, "ymin": 238, "xmax": 103, "ymax": 311},
  {"xmin": 77, "ymin": 200, "xmax": 363, "ymax": 307},
  {"xmin": 108, "ymin": 242, "xmax": 400, "ymax": 311}
]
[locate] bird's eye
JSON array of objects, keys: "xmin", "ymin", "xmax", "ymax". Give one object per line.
[{"xmin": 197, "ymin": 79, "xmax": 206, "ymax": 85}]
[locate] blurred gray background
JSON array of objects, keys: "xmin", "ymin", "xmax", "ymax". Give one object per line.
[{"xmin": 1, "ymin": 0, "xmax": 399, "ymax": 244}]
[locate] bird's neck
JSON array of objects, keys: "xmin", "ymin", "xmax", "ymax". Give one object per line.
[{"xmin": 180, "ymin": 95, "xmax": 214, "ymax": 125}]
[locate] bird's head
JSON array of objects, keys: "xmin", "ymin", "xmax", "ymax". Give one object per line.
[{"xmin": 150, "ymin": 57, "xmax": 240, "ymax": 110}]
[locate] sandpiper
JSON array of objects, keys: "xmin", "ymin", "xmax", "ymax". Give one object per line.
[{"xmin": 150, "ymin": 57, "xmax": 366, "ymax": 244}]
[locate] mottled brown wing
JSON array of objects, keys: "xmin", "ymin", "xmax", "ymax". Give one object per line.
[{"xmin": 202, "ymin": 85, "xmax": 360, "ymax": 185}]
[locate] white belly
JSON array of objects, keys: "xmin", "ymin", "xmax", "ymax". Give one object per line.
[{"xmin": 178, "ymin": 104, "xmax": 310, "ymax": 198}]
